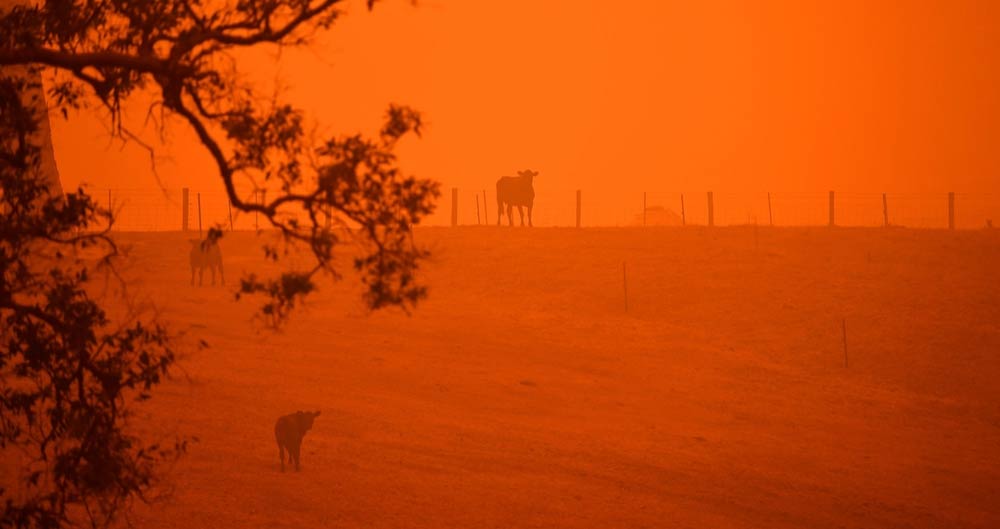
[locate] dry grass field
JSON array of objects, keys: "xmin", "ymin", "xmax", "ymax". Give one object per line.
[{"xmin": 104, "ymin": 226, "xmax": 1000, "ymax": 528}]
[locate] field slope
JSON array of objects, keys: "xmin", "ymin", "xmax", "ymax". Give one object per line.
[{"xmin": 116, "ymin": 227, "xmax": 1000, "ymax": 528}]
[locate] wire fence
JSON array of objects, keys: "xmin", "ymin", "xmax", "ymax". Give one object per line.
[
  {"xmin": 439, "ymin": 188, "xmax": 999, "ymax": 230},
  {"xmin": 94, "ymin": 186, "xmax": 268, "ymax": 233},
  {"xmin": 88, "ymin": 186, "xmax": 1000, "ymax": 232}
]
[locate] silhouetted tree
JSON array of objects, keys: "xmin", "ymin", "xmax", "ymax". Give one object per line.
[
  {"xmin": 1, "ymin": 0, "xmax": 438, "ymax": 526},
  {"xmin": 0, "ymin": 0, "xmax": 439, "ymax": 319},
  {"xmin": 2, "ymin": 73, "xmax": 181, "ymax": 529}
]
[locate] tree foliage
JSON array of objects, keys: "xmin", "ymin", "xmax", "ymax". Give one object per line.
[
  {"xmin": 0, "ymin": 0, "xmax": 440, "ymax": 320},
  {"xmin": 1, "ymin": 0, "xmax": 439, "ymax": 526},
  {"xmin": 2, "ymin": 72, "xmax": 182, "ymax": 528}
]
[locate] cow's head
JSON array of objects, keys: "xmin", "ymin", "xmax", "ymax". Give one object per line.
[
  {"xmin": 205, "ymin": 227, "xmax": 223, "ymax": 245},
  {"xmin": 517, "ymin": 169, "xmax": 539, "ymax": 183},
  {"xmin": 296, "ymin": 410, "xmax": 321, "ymax": 433}
]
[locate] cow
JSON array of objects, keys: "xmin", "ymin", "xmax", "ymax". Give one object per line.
[
  {"xmin": 496, "ymin": 169, "xmax": 538, "ymax": 226},
  {"xmin": 275, "ymin": 410, "xmax": 321, "ymax": 472},
  {"xmin": 188, "ymin": 229, "xmax": 224, "ymax": 286}
]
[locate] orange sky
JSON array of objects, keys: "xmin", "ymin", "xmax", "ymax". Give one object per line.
[{"xmin": 50, "ymin": 0, "xmax": 1000, "ymax": 219}]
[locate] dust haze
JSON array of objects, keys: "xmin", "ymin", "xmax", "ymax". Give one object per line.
[{"xmin": 4, "ymin": 0, "xmax": 1000, "ymax": 527}]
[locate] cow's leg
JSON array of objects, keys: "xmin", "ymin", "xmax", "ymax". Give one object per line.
[
  {"xmin": 197, "ymin": 267, "xmax": 204, "ymax": 286},
  {"xmin": 517, "ymin": 206, "xmax": 525, "ymax": 226},
  {"xmin": 210, "ymin": 267, "xmax": 216, "ymax": 286},
  {"xmin": 278, "ymin": 443, "xmax": 286, "ymax": 472},
  {"xmin": 507, "ymin": 204, "xmax": 514, "ymax": 226},
  {"xmin": 289, "ymin": 441, "xmax": 301, "ymax": 471},
  {"xmin": 527, "ymin": 204, "xmax": 534, "ymax": 227},
  {"xmin": 497, "ymin": 201, "xmax": 502, "ymax": 225}
]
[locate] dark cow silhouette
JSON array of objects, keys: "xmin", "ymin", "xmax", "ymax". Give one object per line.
[
  {"xmin": 188, "ymin": 229, "xmax": 224, "ymax": 286},
  {"xmin": 275, "ymin": 410, "xmax": 321, "ymax": 472},
  {"xmin": 496, "ymin": 169, "xmax": 538, "ymax": 226}
]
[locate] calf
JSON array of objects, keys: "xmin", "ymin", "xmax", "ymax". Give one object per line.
[
  {"xmin": 274, "ymin": 410, "xmax": 321, "ymax": 472},
  {"xmin": 188, "ymin": 231, "xmax": 224, "ymax": 286}
]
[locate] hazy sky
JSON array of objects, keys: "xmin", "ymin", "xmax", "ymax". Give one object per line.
[{"xmin": 49, "ymin": 0, "xmax": 1000, "ymax": 223}]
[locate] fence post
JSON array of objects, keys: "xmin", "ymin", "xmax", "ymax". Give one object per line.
[
  {"xmin": 882, "ymin": 193, "xmax": 888, "ymax": 227},
  {"xmin": 576, "ymin": 189, "xmax": 582, "ymax": 228},
  {"xmin": 228, "ymin": 200, "xmax": 234, "ymax": 231},
  {"xmin": 259, "ymin": 189, "xmax": 267, "ymax": 230},
  {"xmin": 451, "ymin": 187, "xmax": 458, "ymax": 227},
  {"xmin": 482, "ymin": 190, "xmax": 489, "ymax": 224},
  {"xmin": 680, "ymin": 194, "xmax": 685, "ymax": 226},
  {"xmin": 828, "ymin": 191, "xmax": 835, "ymax": 227},
  {"xmin": 767, "ymin": 192, "xmax": 773, "ymax": 226},
  {"xmin": 475, "ymin": 194, "xmax": 481, "ymax": 225},
  {"xmin": 948, "ymin": 192, "xmax": 955, "ymax": 230},
  {"xmin": 182, "ymin": 187, "xmax": 189, "ymax": 231},
  {"xmin": 707, "ymin": 191, "xmax": 714, "ymax": 227},
  {"xmin": 622, "ymin": 262, "xmax": 629, "ymax": 312},
  {"xmin": 197, "ymin": 192, "xmax": 203, "ymax": 237}
]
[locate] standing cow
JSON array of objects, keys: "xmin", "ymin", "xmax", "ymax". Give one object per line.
[
  {"xmin": 496, "ymin": 169, "xmax": 538, "ymax": 226},
  {"xmin": 189, "ymin": 229, "xmax": 224, "ymax": 286},
  {"xmin": 275, "ymin": 410, "xmax": 321, "ymax": 472}
]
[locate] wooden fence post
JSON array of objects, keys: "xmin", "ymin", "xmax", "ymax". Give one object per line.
[
  {"xmin": 948, "ymin": 192, "xmax": 955, "ymax": 230},
  {"xmin": 680, "ymin": 194, "xmax": 686, "ymax": 226},
  {"xmin": 882, "ymin": 193, "xmax": 888, "ymax": 227},
  {"xmin": 576, "ymin": 189, "xmax": 582, "ymax": 228},
  {"xmin": 767, "ymin": 192, "xmax": 773, "ymax": 226},
  {"xmin": 259, "ymin": 190, "xmax": 266, "ymax": 230},
  {"xmin": 451, "ymin": 187, "xmax": 458, "ymax": 227},
  {"xmin": 482, "ymin": 190, "xmax": 488, "ymax": 224},
  {"xmin": 197, "ymin": 192, "xmax": 203, "ymax": 237},
  {"xmin": 475, "ymin": 194, "xmax": 481, "ymax": 225},
  {"xmin": 828, "ymin": 190, "xmax": 835, "ymax": 227},
  {"xmin": 182, "ymin": 187, "xmax": 189, "ymax": 232},
  {"xmin": 622, "ymin": 261, "xmax": 629, "ymax": 312},
  {"xmin": 707, "ymin": 191, "xmax": 714, "ymax": 227},
  {"xmin": 228, "ymin": 200, "xmax": 234, "ymax": 231}
]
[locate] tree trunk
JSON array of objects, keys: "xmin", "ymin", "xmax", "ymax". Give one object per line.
[{"xmin": 1, "ymin": 0, "xmax": 63, "ymax": 198}]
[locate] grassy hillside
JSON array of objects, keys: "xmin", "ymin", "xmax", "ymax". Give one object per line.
[{"xmin": 108, "ymin": 226, "xmax": 999, "ymax": 528}]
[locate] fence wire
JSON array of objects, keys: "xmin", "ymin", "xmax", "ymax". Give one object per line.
[
  {"xmin": 87, "ymin": 186, "xmax": 1000, "ymax": 232},
  {"xmin": 442, "ymin": 188, "xmax": 999, "ymax": 230}
]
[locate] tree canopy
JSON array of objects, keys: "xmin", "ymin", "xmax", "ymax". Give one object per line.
[
  {"xmin": 1, "ymin": 0, "xmax": 440, "ymax": 319},
  {"xmin": 1, "ymin": 0, "xmax": 438, "ymax": 527}
]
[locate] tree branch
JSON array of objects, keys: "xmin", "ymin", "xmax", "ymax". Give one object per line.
[{"xmin": 0, "ymin": 47, "xmax": 186, "ymax": 76}]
